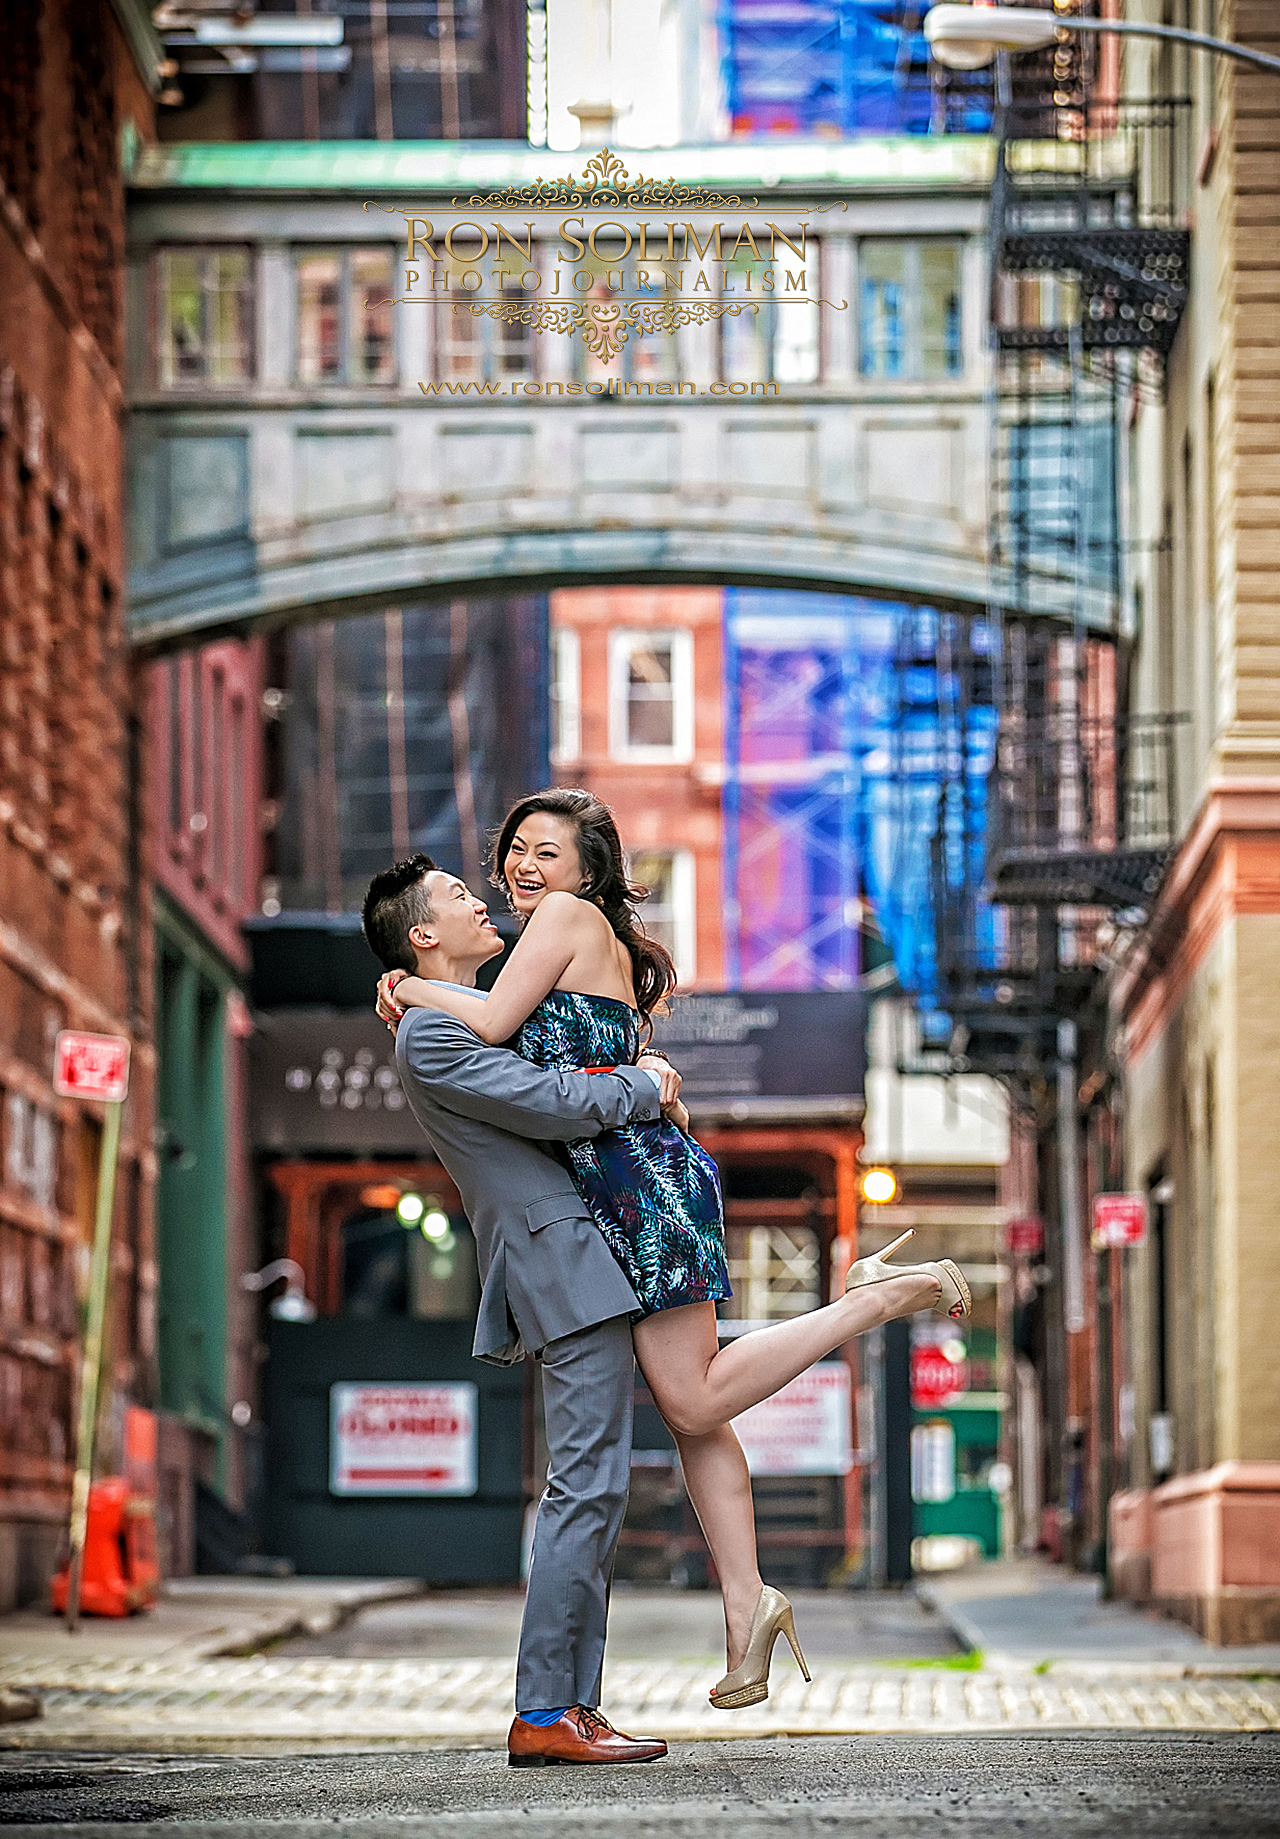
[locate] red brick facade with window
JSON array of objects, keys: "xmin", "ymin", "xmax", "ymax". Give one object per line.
[
  {"xmin": 550, "ymin": 587, "xmax": 726, "ymax": 990},
  {"xmin": 0, "ymin": 4, "xmax": 156, "ymax": 1608},
  {"xmin": 148, "ymin": 645, "xmax": 265, "ymax": 975}
]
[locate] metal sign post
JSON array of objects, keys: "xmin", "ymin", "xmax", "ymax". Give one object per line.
[{"xmin": 52, "ymin": 1032, "xmax": 131, "ymax": 1633}]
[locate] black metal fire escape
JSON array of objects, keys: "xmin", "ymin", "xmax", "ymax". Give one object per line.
[{"xmin": 930, "ymin": 2, "xmax": 1190, "ymax": 1081}]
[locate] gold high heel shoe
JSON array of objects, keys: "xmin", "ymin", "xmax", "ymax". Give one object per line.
[
  {"xmin": 709, "ymin": 1585, "xmax": 811, "ymax": 1710},
  {"xmin": 845, "ymin": 1228, "xmax": 971, "ymax": 1320}
]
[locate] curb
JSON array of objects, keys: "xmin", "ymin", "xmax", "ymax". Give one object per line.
[
  {"xmin": 913, "ymin": 1582, "xmax": 1280, "ymax": 1679},
  {"xmin": 913, "ymin": 1583, "xmax": 987, "ymax": 1659},
  {"xmin": 192, "ymin": 1580, "xmax": 426, "ymax": 1660}
]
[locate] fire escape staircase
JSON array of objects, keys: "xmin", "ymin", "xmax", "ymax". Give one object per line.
[{"xmin": 925, "ymin": 17, "xmax": 1191, "ymax": 1078}]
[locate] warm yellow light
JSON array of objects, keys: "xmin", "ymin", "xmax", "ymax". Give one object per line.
[
  {"xmin": 360, "ymin": 1183, "xmax": 403, "ymax": 1211},
  {"xmin": 860, "ymin": 1167, "xmax": 899, "ymax": 1205}
]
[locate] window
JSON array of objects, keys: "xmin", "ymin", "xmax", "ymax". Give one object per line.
[
  {"xmin": 630, "ymin": 847, "xmax": 696, "ymax": 983},
  {"xmin": 157, "ymin": 248, "xmax": 254, "ymax": 387},
  {"xmin": 859, "ymin": 239, "xmax": 963, "ymax": 380},
  {"xmin": 570, "ymin": 253, "xmax": 679, "ymax": 385},
  {"xmin": 296, "ymin": 247, "xmax": 395, "ymax": 385},
  {"xmin": 549, "ymin": 626, "xmax": 581, "ymax": 764},
  {"xmin": 608, "ymin": 629, "xmax": 694, "ymax": 761},
  {"xmin": 438, "ymin": 282, "xmax": 533, "ymax": 382},
  {"xmin": 719, "ymin": 252, "xmax": 819, "ymax": 385}
]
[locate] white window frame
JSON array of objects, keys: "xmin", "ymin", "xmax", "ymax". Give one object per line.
[
  {"xmin": 608, "ymin": 627, "xmax": 695, "ymax": 763},
  {"xmin": 630, "ymin": 846, "xmax": 697, "ymax": 986},
  {"xmin": 549, "ymin": 625, "xmax": 581, "ymax": 764}
]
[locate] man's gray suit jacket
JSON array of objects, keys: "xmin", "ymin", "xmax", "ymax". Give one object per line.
[{"xmin": 394, "ymin": 1006, "xmax": 660, "ymax": 1362}]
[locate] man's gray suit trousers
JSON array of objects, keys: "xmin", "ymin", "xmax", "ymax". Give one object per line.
[{"xmin": 515, "ymin": 1314, "xmax": 634, "ymax": 1713}]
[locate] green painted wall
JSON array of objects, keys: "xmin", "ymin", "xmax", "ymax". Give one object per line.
[{"xmin": 154, "ymin": 898, "xmax": 233, "ymax": 1486}]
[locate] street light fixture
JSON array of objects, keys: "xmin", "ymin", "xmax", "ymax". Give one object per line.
[
  {"xmin": 924, "ymin": 5, "xmax": 1280, "ymax": 78},
  {"xmin": 860, "ymin": 1167, "xmax": 900, "ymax": 1206},
  {"xmin": 241, "ymin": 1258, "xmax": 317, "ymax": 1324}
]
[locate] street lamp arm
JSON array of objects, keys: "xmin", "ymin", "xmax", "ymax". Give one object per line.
[
  {"xmin": 1054, "ymin": 17, "xmax": 1280, "ymax": 77},
  {"xmin": 925, "ymin": 6, "xmax": 1280, "ymax": 78}
]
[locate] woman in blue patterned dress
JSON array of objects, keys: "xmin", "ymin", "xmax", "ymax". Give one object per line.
[{"xmin": 378, "ymin": 788, "xmax": 964, "ymax": 1706}]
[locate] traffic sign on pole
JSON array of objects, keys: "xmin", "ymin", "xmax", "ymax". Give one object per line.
[
  {"xmin": 53, "ymin": 1032, "xmax": 131, "ymax": 1103},
  {"xmin": 55, "ymin": 1033, "xmax": 130, "ymax": 1631},
  {"xmin": 1091, "ymin": 1192, "xmax": 1149, "ymax": 1251}
]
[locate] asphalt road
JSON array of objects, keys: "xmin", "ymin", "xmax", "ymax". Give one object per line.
[{"xmin": 0, "ymin": 1735, "xmax": 1277, "ymax": 1836}]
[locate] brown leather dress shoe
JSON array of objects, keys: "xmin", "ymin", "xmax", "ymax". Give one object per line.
[{"xmin": 507, "ymin": 1706, "xmax": 667, "ymax": 1767}]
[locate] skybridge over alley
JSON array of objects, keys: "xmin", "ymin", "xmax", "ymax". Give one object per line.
[{"xmin": 124, "ymin": 137, "xmax": 1016, "ymax": 651}]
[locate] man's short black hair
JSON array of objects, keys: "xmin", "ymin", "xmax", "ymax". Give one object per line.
[{"xmin": 362, "ymin": 854, "xmax": 439, "ymax": 972}]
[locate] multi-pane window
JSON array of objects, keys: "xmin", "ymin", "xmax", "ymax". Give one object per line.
[
  {"xmin": 549, "ymin": 626, "xmax": 581, "ymax": 764},
  {"xmin": 608, "ymin": 629, "xmax": 694, "ymax": 761},
  {"xmin": 155, "ymin": 650, "xmax": 255, "ymax": 924},
  {"xmin": 157, "ymin": 248, "xmax": 254, "ymax": 387},
  {"xmin": 570, "ymin": 252, "xmax": 680, "ymax": 385},
  {"xmin": 630, "ymin": 848, "xmax": 696, "ymax": 983},
  {"xmin": 438, "ymin": 283, "xmax": 533, "ymax": 382},
  {"xmin": 860, "ymin": 239, "xmax": 963, "ymax": 379},
  {"xmin": 296, "ymin": 248, "xmax": 395, "ymax": 385},
  {"xmin": 718, "ymin": 255, "xmax": 819, "ymax": 385}
]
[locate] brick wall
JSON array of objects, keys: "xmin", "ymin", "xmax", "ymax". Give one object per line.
[{"xmin": 0, "ymin": 2, "xmax": 155, "ymax": 1610}]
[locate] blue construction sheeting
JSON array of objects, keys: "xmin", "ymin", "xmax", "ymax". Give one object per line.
[
  {"xmin": 722, "ymin": 589, "xmax": 998, "ymax": 1022},
  {"xmin": 719, "ymin": 1, "xmax": 993, "ymax": 139}
]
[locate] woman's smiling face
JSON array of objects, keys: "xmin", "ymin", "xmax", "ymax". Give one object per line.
[{"xmin": 503, "ymin": 812, "xmax": 585, "ymax": 917}]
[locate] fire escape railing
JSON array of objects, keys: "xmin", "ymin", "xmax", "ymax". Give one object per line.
[
  {"xmin": 925, "ymin": 7, "xmax": 1191, "ymax": 1078},
  {"xmin": 987, "ymin": 710, "xmax": 1185, "ymax": 910}
]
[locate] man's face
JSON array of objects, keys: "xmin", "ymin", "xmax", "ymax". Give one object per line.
[{"xmin": 411, "ymin": 871, "xmax": 502, "ymax": 967}]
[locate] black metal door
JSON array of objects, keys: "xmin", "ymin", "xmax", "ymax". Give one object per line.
[{"xmin": 263, "ymin": 1317, "xmax": 525, "ymax": 1582}]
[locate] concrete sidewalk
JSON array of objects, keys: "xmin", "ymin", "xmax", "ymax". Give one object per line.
[
  {"xmin": 919, "ymin": 1556, "xmax": 1280, "ymax": 1673},
  {"xmin": 0, "ymin": 1576, "xmax": 423, "ymax": 1667}
]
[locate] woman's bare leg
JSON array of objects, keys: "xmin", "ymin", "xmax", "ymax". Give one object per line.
[
  {"xmin": 632, "ymin": 1272, "xmax": 937, "ymax": 1440},
  {"xmin": 668, "ymin": 1422, "xmax": 762, "ymax": 1671},
  {"xmin": 636, "ymin": 1278, "xmax": 935, "ymax": 1669}
]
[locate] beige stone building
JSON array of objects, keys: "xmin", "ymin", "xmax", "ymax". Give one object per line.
[{"xmin": 1113, "ymin": 0, "xmax": 1280, "ymax": 1641}]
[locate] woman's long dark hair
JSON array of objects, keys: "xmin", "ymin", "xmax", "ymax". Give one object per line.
[{"xmin": 492, "ymin": 788, "xmax": 678, "ymax": 1026}]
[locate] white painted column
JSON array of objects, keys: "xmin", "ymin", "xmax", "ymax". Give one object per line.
[
  {"xmin": 257, "ymin": 244, "xmax": 293, "ymax": 389},
  {"xmin": 822, "ymin": 234, "xmax": 855, "ymax": 383}
]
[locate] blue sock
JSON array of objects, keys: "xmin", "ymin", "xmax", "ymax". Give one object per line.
[{"xmin": 518, "ymin": 1707, "xmax": 569, "ymax": 1726}]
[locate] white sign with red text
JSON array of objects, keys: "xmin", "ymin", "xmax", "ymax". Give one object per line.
[
  {"xmin": 1092, "ymin": 1192, "xmax": 1149, "ymax": 1251},
  {"xmin": 330, "ymin": 1382, "xmax": 478, "ymax": 1496},
  {"xmin": 731, "ymin": 1363, "xmax": 852, "ymax": 1477},
  {"xmin": 52, "ymin": 1032, "xmax": 130, "ymax": 1103}
]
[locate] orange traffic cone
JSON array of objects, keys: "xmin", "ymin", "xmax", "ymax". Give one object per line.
[{"xmin": 51, "ymin": 1477, "xmax": 160, "ymax": 1617}]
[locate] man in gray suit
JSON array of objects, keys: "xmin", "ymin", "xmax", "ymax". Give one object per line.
[{"xmin": 362, "ymin": 855, "xmax": 671, "ymax": 1768}]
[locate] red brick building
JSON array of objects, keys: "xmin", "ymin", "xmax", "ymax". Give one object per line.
[
  {"xmin": 0, "ymin": 3, "xmax": 158, "ymax": 1607},
  {"xmin": 550, "ymin": 586, "xmax": 726, "ymax": 987},
  {"xmin": 144, "ymin": 641, "xmax": 266, "ymax": 1563}
]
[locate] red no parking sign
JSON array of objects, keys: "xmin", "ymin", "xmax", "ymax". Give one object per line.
[
  {"xmin": 53, "ymin": 1031, "xmax": 131, "ymax": 1102},
  {"xmin": 911, "ymin": 1346, "xmax": 968, "ymax": 1409},
  {"xmin": 1092, "ymin": 1192, "xmax": 1149, "ymax": 1250}
]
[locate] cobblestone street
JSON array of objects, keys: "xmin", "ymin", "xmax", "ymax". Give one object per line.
[
  {"xmin": 2, "ymin": 1650, "xmax": 1279, "ymax": 1751},
  {"xmin": 3, "ymin": 1575, "xmax": 1280, "ymax": 1754}
]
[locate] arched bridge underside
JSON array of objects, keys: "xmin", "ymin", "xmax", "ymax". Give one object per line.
[{"xmin": 127, "ymin": 402, "xmax": 995, "ymax": 652}]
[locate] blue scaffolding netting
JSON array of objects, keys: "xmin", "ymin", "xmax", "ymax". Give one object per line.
[
  {"xmin": 722, "ymin": 589, "xmax": 999, "ymax": 1027},
  {"xmin": 719, "ymin": 0, "xmax": 993, "ymax": 139}
]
